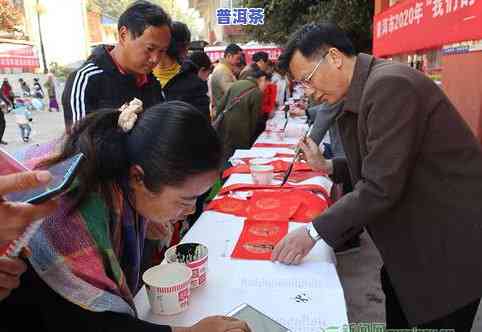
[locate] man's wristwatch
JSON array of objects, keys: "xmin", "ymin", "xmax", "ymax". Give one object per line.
[{"xmin": 306, "ymin": 223, "xmax": 321, "ymax": 242}]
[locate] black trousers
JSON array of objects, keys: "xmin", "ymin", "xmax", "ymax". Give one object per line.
[
  {"xmin": 0, "ymin": 110, "xmax": 6, "ymax": 141},
  {"xmin": 381, "ymin": 266, "xmax": 480, "ymax": 332}
]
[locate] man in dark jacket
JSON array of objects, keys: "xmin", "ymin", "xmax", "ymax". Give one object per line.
[
  {"xmin": 272, "ymin": 22, "xmax": 482, "ymax": 331},
  {"xmin": 62, "ymin": 1, "xmax": 171, "ymax": 131}
]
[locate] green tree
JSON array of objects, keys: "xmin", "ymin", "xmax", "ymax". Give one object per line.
[
  {"xmin": 88, "ymin": 0, "xmax": 203, "ymax": 40},
  {"xmin": 242, "ymin": 0, "xmax": 374, "ymax": 53},
  {"xmin": 0, "ymin": 0, "xmax": 21, "ymax": 32}
]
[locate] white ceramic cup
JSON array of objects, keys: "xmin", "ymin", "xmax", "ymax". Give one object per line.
[
  {"xmin": 165, "ymin": 243, "xmax": 209, "ymax": 289},
  {"xmin": 142, "ymin": 262, "xmax": 192, "ymax": 315}
]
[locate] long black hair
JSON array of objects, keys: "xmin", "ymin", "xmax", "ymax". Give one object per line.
[
  {"xmin": 167, "ymin": 21, "xmax": 191, "ymax": 61},
  {"xmin": 44, "ymin": 101, "xmax": 222, "ymax": 210}
]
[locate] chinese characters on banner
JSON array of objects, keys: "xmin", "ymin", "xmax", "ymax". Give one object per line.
[
  {"xmin": 373, "ymin": 0, "xmax": 482, "ymax": 57},
  {"xmin": 216, "ymin": 7, "xmax": 265, "ymax": 25},
  {"xmin": 205, "ymin": 47, "xmax": 283, "ymax": 63},
  {"xmin": 0, "ymin": 57, "xmax": 39, "ymax": 68}
]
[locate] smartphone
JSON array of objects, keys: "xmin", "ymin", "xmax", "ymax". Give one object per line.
[
  {"xmin": 0, "ymin": 148, "xmax": 30, "ymax": 176},
  {"xmin": 4, "ymin": 153, "xmax": 84, "ymax": 204},
  {"xmin": 227, "ymin": 303, "xmax": 291, "ymax": 332}
]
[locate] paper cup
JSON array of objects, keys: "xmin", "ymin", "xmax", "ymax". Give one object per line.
[
  {"xmin": 142, "ymin": 262, "xmax": 192, "ymax": 315},
  {"xmin": 250, "ymin": 164, "xmax": 274, "ymax": 185},
  {"xmin": 249, "ymin": 158, "xmax": 272, "ymax": 167},
  {"xmin": 165, "ymin": 243, "xmax": 209, "ymax": 289}
]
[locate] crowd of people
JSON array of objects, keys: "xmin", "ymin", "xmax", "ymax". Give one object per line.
[
  {"xmin": 0, "ymin": 75, "xmax": 60, "ymax": 145},
  {"xmin": 1, "ymin": 1, "xmax": 482, "ymax": 332}
]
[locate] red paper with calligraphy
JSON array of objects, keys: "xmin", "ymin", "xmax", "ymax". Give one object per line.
[
  {"xmin": 247, "ymin": 190, "xmax": 301, "ymax": 221},
  {"xmin": 373, "ymin": 0, "xmax": 482, "ymax": 57},
  {"xmin": 290, "ymin": 190, "xmax": 329, "ymax": 222},
  {"xmin": 231, "ymin": 219, "xmax": 289, "ymax": 260},
  {"xmin": 253, "ymin": 142, "xmax": 295, "ymax": 148},
  {"xmin": 205, "ymin": 196, "xmax": 249, "ymax": 217},
  {"xmin": 206, "ymin": 189, "xmax": 329, "ymax": 222},
  {"xmin": 222, "ymin": 160, "xmax": 314, "ymax": 179}
]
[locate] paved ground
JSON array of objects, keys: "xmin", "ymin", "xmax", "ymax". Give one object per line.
[
  {"xmin": 1, "ymin": 98, "xmax": 481, "ymax": 331},
  {"xmin": 1, "ymin": 73, "xmax": 65, "ymax": 153},
  {"xmin": 1, "ymin": 109, "xmax": 65, "ymax": 154},
  {"xmin": 336, "ymin": 232, "xmax": 482, "ymax": 331}
]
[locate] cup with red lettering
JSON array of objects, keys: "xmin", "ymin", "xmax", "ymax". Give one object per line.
[
  {"xmin": 165, "ymin": 243, "xmax": 209, "ymax": 289},
  {"xmin": 142, "ymin": 262, "xmax": 192, "ymax": 315}
]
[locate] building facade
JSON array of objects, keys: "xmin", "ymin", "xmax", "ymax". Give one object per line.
[
  {"xmin": 1, "ymin": 0, "xmax": 117, "ymax": 74},
  {"xmin": 374, "ymin": 0, "xmax": 482, "ymax": 144}
]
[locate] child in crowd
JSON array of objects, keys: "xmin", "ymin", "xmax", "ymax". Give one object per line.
[{"xmin": 13, "ymin": 98, "xmax": 33, "ymax": 143}]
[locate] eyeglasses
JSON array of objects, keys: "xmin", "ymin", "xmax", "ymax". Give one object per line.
[{"xmin": 296, "ymin": 50, "xmax": 330, "ymax": 88}]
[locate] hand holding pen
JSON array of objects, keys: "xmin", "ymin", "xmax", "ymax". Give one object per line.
[{"xmin": 280, "ymin": 124, "xmax": 314, "ymax": 186}]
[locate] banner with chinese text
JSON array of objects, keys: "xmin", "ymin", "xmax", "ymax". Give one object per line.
[
  {"xmin": 205, "ymin": 46, "xmax": 282, "ymax": 64},
  {"xmin": 0, "ymin": 44, "xmax": 39, "ymax": 69},
  {"xmin": 373, "ymin": 0, "xmax": 482, "ymax": 56}
]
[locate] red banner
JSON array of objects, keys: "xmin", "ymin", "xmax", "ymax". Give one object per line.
[
  {"xmin": 205, "ymin": 46, "xmax": 283, "ymax": 64},
  {"xmin": 373, "ymin": 0, "xmax": 482, "ymax": 57},
  {"xmin": 0, "ymin": 56, "xmax": 39, "ymax": 68},
  {"xmin": 0, "ymin": 44, "xmax": 39, "ymax": 69}
]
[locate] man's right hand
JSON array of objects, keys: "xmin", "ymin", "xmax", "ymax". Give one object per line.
[
  {"xmin": 0, "ymin": 171, "xmax": 57, "ymax": 242},
  {"xmin": 299, "ymin": 137, "xmax": 333, "ymax": 175},
  {"xmin": 173, "ymin": 316, "xmax": 251, "ymax": 332}
]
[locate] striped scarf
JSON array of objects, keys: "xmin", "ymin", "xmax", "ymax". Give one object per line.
[
  {"xmin": 15, "ymin": 140, "xmax": 147, "ymax": 315},
  {"xmin": 29, "ymin": 185, "xmax": 147, "ymax": 316}
]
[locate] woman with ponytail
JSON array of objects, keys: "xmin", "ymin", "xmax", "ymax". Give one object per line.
[{"xmin": 1, "ymin": 101, "xmax": 250, "ymax": 332}]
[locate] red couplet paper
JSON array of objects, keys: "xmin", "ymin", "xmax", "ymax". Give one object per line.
[
  {"xmin": 290, "ymin": 190, "xmax": 329, "ymax": 223},
  {"xmin": 222, "ymin": 160, "xmax": 313, "ymax": 179},
  {"xmin": 219, "ymin": 183, "xmax": 330, "ymax": 202},
  {"xmin": 273, "ymin": 170, "xmax": 326, "ymax": 183},
  {"xmin": 205, "ymin": 196, "xmax": 249, "ymax": 217},
  {"xmin": 275, "ymin": 153, "xmax": 295, "ymax": 158},
  {"xmin": 231, "ymin": 219, "xmax": 289, "ymax": 260},
  {"xmin": 252, "ymin": 142, "xmax": 295, "ymax": 148},
  {"xmin": 247, "ymin": 190, "xmax": 300, "ymax": 221}
]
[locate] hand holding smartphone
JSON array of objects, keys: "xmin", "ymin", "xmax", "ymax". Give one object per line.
[
  {"xmin": 0, "ymin": 150, "xmax": 84, "ymax": 256},
  {"xmin": 0, "ymin": 148, "xmax": 84, "ymax": 204}
]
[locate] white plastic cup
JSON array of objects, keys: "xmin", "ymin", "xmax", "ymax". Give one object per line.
[
  {"xmin": 250, "ymin": 164, "xmax": 274, "ymax": 185},
  {"xmin": 165, "ymin": 243, "xmax": 209, "ymax": 289},
  {"xmin": 142, "ymin": 262, "xmax": 192, "ymax": 315}
]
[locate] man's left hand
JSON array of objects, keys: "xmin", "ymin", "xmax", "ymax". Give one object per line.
[{"xmin": 271, "ymin": 227, "xmax": 316, "ymax": 265}]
